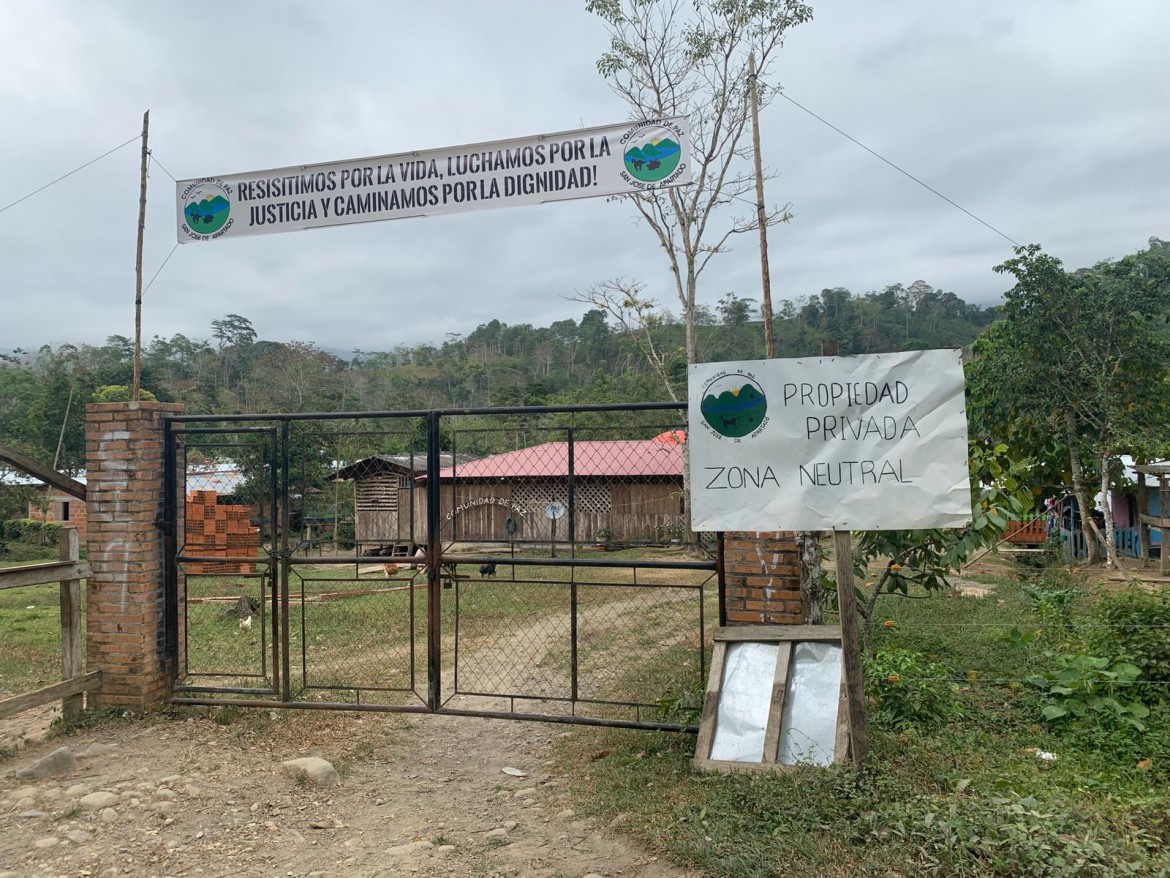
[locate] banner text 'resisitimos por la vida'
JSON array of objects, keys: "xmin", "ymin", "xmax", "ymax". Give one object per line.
[{"xmin": 175, "ymin": 118, "xmax": 691, "ymax": 243}]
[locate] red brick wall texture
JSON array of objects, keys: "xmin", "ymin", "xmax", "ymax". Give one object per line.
[
  {"xmin": 723, "ymin": 531, "xmax": 803, "ymax": 625},
  {"xmin": 84, "ymin": 402, "xmax": 183, "ymax": 710}
]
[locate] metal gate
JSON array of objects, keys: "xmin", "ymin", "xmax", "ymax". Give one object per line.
[{"xmin": 164, "ymin": 404, "xmax": 721, "ymax": 730}]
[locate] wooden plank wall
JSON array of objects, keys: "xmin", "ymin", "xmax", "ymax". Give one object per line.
[{"xmin": 377, "ymin": 478, "xmax": 685, "ymax": 545}]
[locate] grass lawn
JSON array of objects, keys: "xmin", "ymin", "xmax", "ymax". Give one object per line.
[
  {"xmin": 0, "ymin": 546, "xmax": 73, "ymax": 698},
  {"xmin": 556, "ymin": 562, "xmax": 1170, "ymax": 877},
  {"xmin": 180, "ymin": 546, "xmax": 716, "ymax": 715}
]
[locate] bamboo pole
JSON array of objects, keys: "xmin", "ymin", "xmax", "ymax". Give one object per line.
[
  {"xmin": 132, "ymin": 110, "xmax": 150, "ymax": 403},
  {"xmin": 748, "ymin": 53, "xmax": 774, "ymax": 359}
]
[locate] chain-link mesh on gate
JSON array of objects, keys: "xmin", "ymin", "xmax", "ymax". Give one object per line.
[
  {"xmin": 172, "ymin": 425, "xmax": 277, "ymax": 696},
  {"xmin": 166, "ymin": 404, "xmax": 717, "ymax": 729},
  {"xmin": 436, "ymin": 408, "xmax": 714, "ymax": 725}
]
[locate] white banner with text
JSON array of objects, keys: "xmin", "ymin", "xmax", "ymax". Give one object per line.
[
  {"xmin": 176, "ymin": 118, "xmax": 690, "ymax": 243},
  {"xmin": 688, "ymin": 350, "xmax": 971, "ymax": 531}
]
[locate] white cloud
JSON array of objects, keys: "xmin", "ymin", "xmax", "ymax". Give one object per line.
[{"xmin": 0, "ymin": 0, "xmax": 1165, "ymax": 353}]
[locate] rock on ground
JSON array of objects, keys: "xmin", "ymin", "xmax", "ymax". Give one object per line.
[
  {"xmin": 280, "ymin": 756, "xmax": 341, "ymax": 786},
  {"xmin": 15, "ymin": 746, "xmax": 75, "ymax": 780}
]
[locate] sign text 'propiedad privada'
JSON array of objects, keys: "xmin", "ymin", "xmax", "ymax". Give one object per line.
[
  {"xmin": 688, "ymin": 350, "xmax": 972, "ymax": 532},
  {"xmin": 176, "ymin": 118, "xmax": 690, "ymax": 243}
]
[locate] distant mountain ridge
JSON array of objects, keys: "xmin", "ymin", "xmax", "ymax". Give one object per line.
[
  {"xmin": 624, "ymin": 138, "xmax": 681, "ymax": 164},
  {"xmin": 185, "ymin": 195, "xmax": 229, "ymax": 217}
]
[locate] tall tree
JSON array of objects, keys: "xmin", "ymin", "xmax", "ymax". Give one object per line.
[
  {"xmin": 588, "ymin": 0, "xmax": 812, "ymax": 366},
  {"xmin": 570, "ymin": 278, "xmax": 683, "ymax": 400},
  {"xmin": 972, "ymin": 242, "xmax": 1170, "ymax": 564}
]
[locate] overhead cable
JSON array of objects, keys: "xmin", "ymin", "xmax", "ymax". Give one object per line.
[
  {"xmin": 0, "ymin": 134, "xmax": 140, "ymax": 216},
  {"xmin": 777, "ymin": 91, "xmax": 1022, "ymax": 247}
]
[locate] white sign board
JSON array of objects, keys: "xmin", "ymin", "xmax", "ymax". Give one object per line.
[
  {"xmin": 176, "ymin": 118, "xmax": 691, "ymax": 243},
  {"xmin": 688, "ymin": 350, "xmax": 971, "ymax": 531}
]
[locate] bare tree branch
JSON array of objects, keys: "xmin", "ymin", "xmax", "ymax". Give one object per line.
[{"xmin": 588, "ymin": 0, "xmax": 812, "ymax": 364}]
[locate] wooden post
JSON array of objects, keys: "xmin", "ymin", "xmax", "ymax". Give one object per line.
[
  {"xmin": 1155, "ymin": 477, "xmax": 1165, "ymax": 580},
  {"xmin": 748, "ymin": 52, "xmax": 774, "ymax": 360},
  {"xmin": 132, "ymin": 109, "xmax": 150, "ymax": 403},
  {"xmin": 832, "ymin": 529, "xmax": 869, "ymax": 766},
  {"xmin": 58, "ymin": 527, "xmax": 83, "ymax": 721},
  {"xmin": 1137, "ymin": 476, "xmax": 1150, "ymax": 566}
]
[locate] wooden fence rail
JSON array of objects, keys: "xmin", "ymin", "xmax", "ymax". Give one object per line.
[{"xmin": 0, "ymin": 527, "xmax": 99, "ymax": 722}]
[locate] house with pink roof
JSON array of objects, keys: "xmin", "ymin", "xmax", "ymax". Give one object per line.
[{"xmin": 330, "ymin": 434, "xmax": 685, "ymax": 548}]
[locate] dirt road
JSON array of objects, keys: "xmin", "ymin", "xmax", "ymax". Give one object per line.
[{"xmin": 0, "ymin": 707, "xmax": 692, "ymax": 878}]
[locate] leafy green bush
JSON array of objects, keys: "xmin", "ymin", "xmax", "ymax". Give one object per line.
[
  {"xmin": 874, "ymin": 793, "xmax": 1169, "ymax": 877},
  {"xmin": 1014, "ymin": 569, "xmax": 1084, "ymax": 645},
  {"xmin": 865, "ymin": 648, "xmax": 960, "ymax": 731},
  {"xmin": 1027, "ymin": 652, "xmax": 1149, "ymax": 732},
  {"xmin": 1058, "ymin": 699, "xmax": 1170, "ymax": 785},
  {"xmin": 91, "ymin": 384, "xmax": 156, "ymax": 402},
  {"xmin": 2, "ymin": 519, "xmax": 19, "ymax": 541},
  {"xmin": 1088, "ymin": 585, "xmax": 1170, "ymax": 704},
  {"xmin": 2, "ymin": 518, "xmax": 62, "ymax": 546},
  {"xmin": 335, "ymin": 521, "xmax": 355, "ymax": 550}
]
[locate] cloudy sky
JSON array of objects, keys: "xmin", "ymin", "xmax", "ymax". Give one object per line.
[{"xmin": 1, "ymin": 1, "xmax": 1166, "ymax": 355}]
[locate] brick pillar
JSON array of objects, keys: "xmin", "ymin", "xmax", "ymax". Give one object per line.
[
  {"xmin": 723, "ymin": 531, "xmax": 803, "ymax": 624},
  {"xmin": 85, "ymin": 401, "xmax": 183, "ymax": 710}
]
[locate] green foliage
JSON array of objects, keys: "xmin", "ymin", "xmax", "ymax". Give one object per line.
[
  {"xmin": 1087, "ymin": 585, "xmax": 1170, "ymax": 700},
  {"xmin": 1014, "ymin": 569, "xmax": 1084, "ymax": 645},
  {"xmin": 91, "ymin": 384, "xmax": 157, "ymax": 402},
  {"xmin": 1026, "ymin": 651, "xmax": 1149, "ymax": 732},
  {"xmin": 2, "ymin": 518, "xmax": 62, "ymax": 546},
  {"xmin": 854, "ymin": 441, "xmax": 1035, "ymax": 653},
  {"xmin": 561, "ymin": 564, "xmax": 1170, "ymax": 878},
  {"xmin": 0, "ymin": 541, "xmax": 57, "ymax": 563},
  {"xmin": 865, "ymin": 648, "xmax": 960, "ymax": 731},
  {"xmin": 3, "ymin": 283, "xmax": 1008, "ymax": 477},
  {"xmin": 857, "ymin": 442, "xmax": 1034, "ymax": 595},
  {"xmin": 968, "ymin": 239, "xmax": 1170, "ymax": 556},
  {"xmin": 334, "ymin": 520, "xmax": 355, "ymax": 550},
  {"xmin": 874, "ymin": 793, "xmax": 1167, "ymax": 877},
  {"xmin": 0, "ymin": 482, "xmax": 36, "ymax": 523}
]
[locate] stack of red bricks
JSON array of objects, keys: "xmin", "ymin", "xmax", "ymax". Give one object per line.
[
  {"xmin": 184, "ymin": 490, "xmax": 258, "ymax": 574},
  {"xmin": 723, "ymin": 531, "xmax": 803, "ymax": 624}
]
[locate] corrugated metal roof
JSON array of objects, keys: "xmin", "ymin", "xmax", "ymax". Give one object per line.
[
  {"xmin": 187, "ymin": 463, "xmax": 246, "ymax": 494},
  {"xmin": 434, "ymin": 440, "xmax": 683, "ymax": 480},
  {"xmin": 329, "ymin": 453, "xmax": 475, "ymax": 482},
  {"xmin": 0, "ymin": 468, "xmax": 42, "ymax": 487},
  {"xmin": 0, "ymin": 468, "xmax": 87, "ymax": 488}
]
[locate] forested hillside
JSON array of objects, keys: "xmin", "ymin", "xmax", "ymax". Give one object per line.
[{"xmin": 1, "ymin": 280, "xmax": 995, "ymax": 476}]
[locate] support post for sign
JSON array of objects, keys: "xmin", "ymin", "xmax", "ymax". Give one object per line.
[
  {"xmin": 832, "ymin": 529, "xmax": 869, "ymax": 767},
  {"xmin": 132, "ymin": 109, "xmax": 150, "ymax": 403}
]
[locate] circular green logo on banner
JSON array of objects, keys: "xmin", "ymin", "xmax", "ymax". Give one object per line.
[
  {"xmin": 623, "ymin": 127, "xmax": 682, "ymax": 183},
  {"xmin": 183, "ymin": 182, "xmax": 231, "ymax": 235},
  {"xmin": 700, "ymin": 374, "xmax": 768, "ymax": 438}
]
